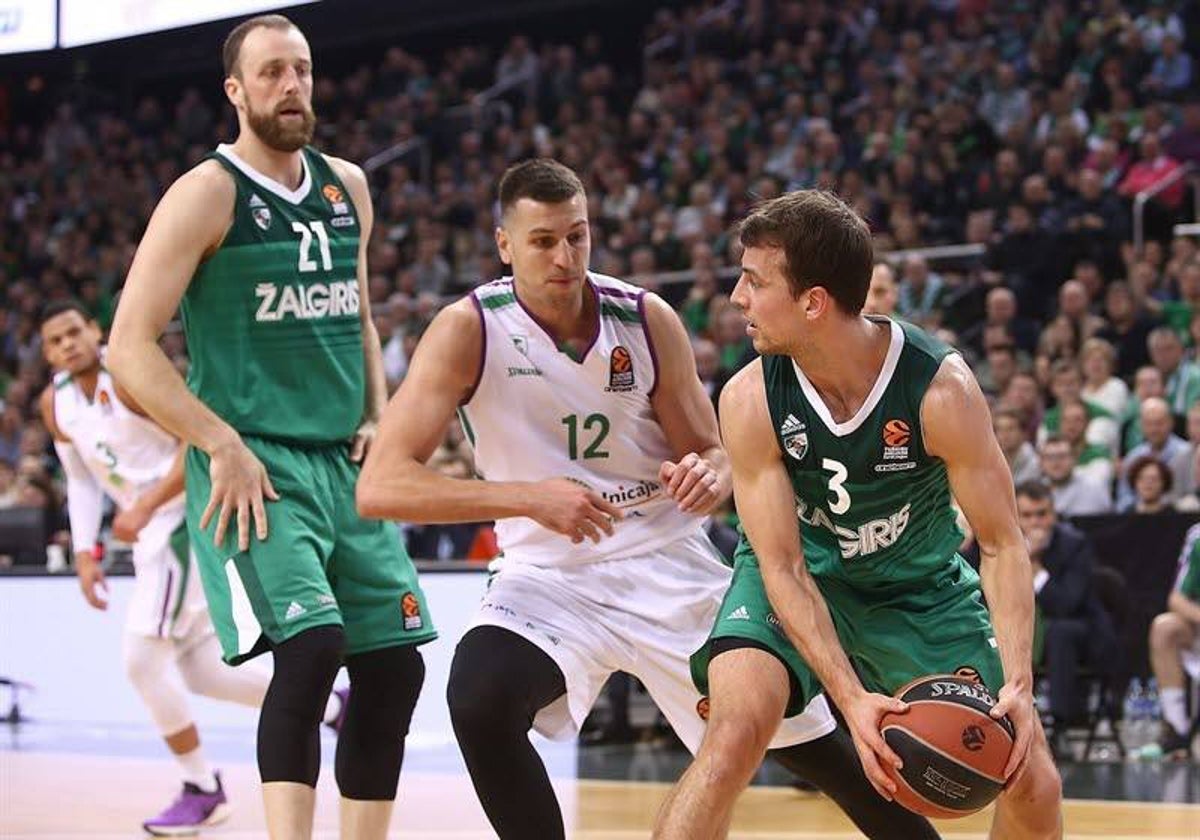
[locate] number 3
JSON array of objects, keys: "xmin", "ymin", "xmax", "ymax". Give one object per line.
[{"xmin": 822, "ymin": 457, "xmax": 851, "ymax": 514}]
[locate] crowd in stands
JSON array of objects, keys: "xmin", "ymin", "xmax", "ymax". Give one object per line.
[{"xmin": 2, "ymin": 0, "xmax": 1200, "ymax": 569}]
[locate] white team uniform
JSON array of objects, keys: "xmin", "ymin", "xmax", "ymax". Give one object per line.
[
  {"xmin": 460, "ymin": 274, "xmax": 834, "ymax": 751},
  {"xmin": 53, "ymin": 361, "xmax": 210, "ymax": 645}
]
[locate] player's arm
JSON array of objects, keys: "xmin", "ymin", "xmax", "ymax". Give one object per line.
[
  {"xmin": 1168, "ymin": 589, "xmax": 1200, "ymax": 624},
  {"xmin": 108, "ymin": 161, "xmax": 277, "ymax": 552},
  {"xmin": 923, "ymin": 354, "xmax": 1034, "ymax": 781},
  {"xmin": 111, "ymin": 446, "xmax": 185, "ymax": 544},
  {"xmin": 40, "ymin": 386, "xmax": 108, "ymax": 610},
  {"xmin": 357, "ymin": 300, "xmax": 622, "ymax": 542},
  {"xmin": 719, "ymin": 362, "xmax": 905, "ymax": 799},
  {"xmin": 327, "ymin": 155, "xmax": 387, "ymax": 462},
  {"xmin": 644, "ymin": 294, "xmax": 731, "ymax": 515}
]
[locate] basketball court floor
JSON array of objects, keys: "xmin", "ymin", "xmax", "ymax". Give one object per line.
[{"xmin": 3, "ymin": 721, "xmax": 1197, "ymax": 838}]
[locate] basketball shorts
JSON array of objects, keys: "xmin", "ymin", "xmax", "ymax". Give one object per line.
[
  {"xmin": 125, "ymin": 503, "xmax": 212, "ymax": 648},
  {"xmin": 466, "ymin": 530, "xmax": 836, "ymax": 753},
  {"xmin": 692, "ymin": 540, "xmax": 1005, "ymax": 717},
  {"xmin": 186, "ymin": 436, "xmax": 436, "ymax": 665}
]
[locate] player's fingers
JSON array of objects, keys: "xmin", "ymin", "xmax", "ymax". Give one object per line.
[
  {"xmin": 658, "ymin": 460, "xmax": 676, "ymax": 485},
  {"xmin": 1004, "ymin": 726, "xmax": 1032, "ymax": 779},
  {"xmin": 585, "ymin": 505, "xmax": 616, "ymax": 536},
  {"xmin": 856, "ymin": 743, "xmax": 895, "ymax": 800},
  {"xmin": 349, "ymin": 434, "xmax": 366, "ymax": 463},
  {"xmin": 237, "ymin": 498, "xmax": 251, "ymax": 553},
  {"xmin": 669, "ymin": 468, "xmax": 702, "ymax": 502},
  {"xmin": 678, "ymin": 473, "xmax": 717, "ymax": 511},
  {"xmin": 866, "ymin": 727, "xmax": 904, "ymax": 771},
  {"xmin": 262, "ymin": 469, "xmax": 280, "ymax": 501},
  {"xmin": 668, "ymin": 453, "xmax": 699, "ymax": 494},
  {"xmin": 886, "ymin": 697, "xmax": 909, "ymax": 715},
  {"xmin": 252, "ymin": 492, "xmax": 269, "ymax": 542},
  {"xmin": 199, "ymin": 491, "xmax": 220, "ymax": 531},
  {"xmin": 588, "ymin": 493, "xmax": 624, "ymax": 520},
  {"xmin": 213, "ymin": 496, "xmax": 232, "ymax": 548},
  {"xmin": 578, "ymin": 519, "xmax": 602, "ymax": 544}
]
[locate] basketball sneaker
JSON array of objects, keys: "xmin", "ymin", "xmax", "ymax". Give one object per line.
[
  {"xmin": 1136, "ymin": 724, "xmax": 1192, "ymax": 761},
  {"xmin": 142, "ymin": 772, "xmax": 230, "ymax": 836}
]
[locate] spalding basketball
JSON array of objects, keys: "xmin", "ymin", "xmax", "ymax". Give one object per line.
[{"xmin": 878, "ymin": 675, "xmax": 1015, "ymax": 819}]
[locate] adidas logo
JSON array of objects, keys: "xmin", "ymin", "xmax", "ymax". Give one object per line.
[
  {"xmin": 285, "ymin": 601, "xmax": 306, "ymax": 620},
  {"xmin": 725, "ymin": 605, "xmax": 750, "ymax": 621},
  {"xmin": 249, "ymin": 193, "xmax": 266, "ymax": 207},
  {"xmin": 780, "ymin": 413, "xmax": 804, "ymax": 435}
]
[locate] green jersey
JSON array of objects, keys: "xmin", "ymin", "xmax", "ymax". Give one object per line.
[
  {"xmin": 762, "ymin": 318, "xmax": 965, "ymax": 593},
  {"xmin": 182, "ymin": 145, "xmax": 364, "ymax": 445},
  {"xmin": 1177, "ymin": 524, "xmax": 1200, "ymax": 601}
]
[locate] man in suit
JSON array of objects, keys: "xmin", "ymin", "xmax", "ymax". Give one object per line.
[{"xmin": 1015, "ymin": 480, "xmax": 1119, "ymax": 757}]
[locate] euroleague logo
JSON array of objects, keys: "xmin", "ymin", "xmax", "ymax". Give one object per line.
[
  {"xmin": 323, "ymin": 183, "xmax": 353, "ymax": 224},
  {"xmin": 962, "ymin": 724, "xmax": 986, "ymax": 752},
  {"xmin": 883, "ymin": 419, "xmax": 911, "ymax": 447},
  {"xmin": 606, "ymin": 345, "xmax": 636, "ymax": 392},
  {"xmin": 401, "ymin": 592, "xmax": 423, "ymax": 631}
]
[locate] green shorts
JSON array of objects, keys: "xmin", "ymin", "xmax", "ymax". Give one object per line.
[
  {"xmin": 186, "ymin": 436, "xmax": 436, "ymax": 664},
  {"xmin": 691, "ymin": 545, "xmax": 1002, "ymax": 718}
]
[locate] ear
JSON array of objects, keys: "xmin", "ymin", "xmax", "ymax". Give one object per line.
[
  {"xmin": 804, "ymin": 286, "xmax": 833, "ymax": 320},
  {"xmin": 495, "ymin": 226, "xmax": 513, "ymax": 266},
  {"xmin": 224, "ymin": 76, "xmax": 243, "ymax": 110}
]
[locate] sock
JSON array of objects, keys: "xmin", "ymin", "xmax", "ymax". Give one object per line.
[
  {"xmin": 176, "ymin": 746, "xmax": 218, "ymax": 793},
  {"xmin": 1161, "ymin": 687, "xmax": 1189, "ymax": 736}
]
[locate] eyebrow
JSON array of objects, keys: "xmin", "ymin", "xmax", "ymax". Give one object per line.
[{"xmin": 527, "ymin": 222, "xmax": 587, "ymax": 235}]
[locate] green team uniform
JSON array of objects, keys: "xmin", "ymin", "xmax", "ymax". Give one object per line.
[
  {"xmin": 693, "ymin": 319, "xmax": 1003, "ymax": 716},
  {"xmin": 1176, "ymin": 525, "xmax": 1200, "ymax": 602},
  {"xmin": 182, "ymin": 145, "xmax": 434, "ymax": 664}
]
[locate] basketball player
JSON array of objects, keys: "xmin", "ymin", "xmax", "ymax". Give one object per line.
[
  {"xmin": 1141, "ymin": 523, "xmax": 1200, "ymax": 760},
  {"xmin": 107, "ymin": 15, "xmax": 433, "ymax": 839},
  {"xmin": 40, "ymin": 300, "xmax": 280, "ymax": 834},
  {"xmin": 357, "ymin": 159, "xmax": 938, "ymax": 840},
  {"xmin": 654, "ymin": 191, "xmax": 1063, "ymax": 839}
]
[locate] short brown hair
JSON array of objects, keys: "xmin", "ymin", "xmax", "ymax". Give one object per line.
[
  {"xmin": 223, "ymin": 14, "xmax": 297, "ymax": 78},
  {"xmin": 498, "ymin": 159, "xmax": 585, "ymax": 218},
  {"xmin": 737, "ymin": 190, "xmax": 874, "ymax": 314}
]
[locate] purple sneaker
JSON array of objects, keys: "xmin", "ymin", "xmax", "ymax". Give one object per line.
[
  {"xmin": 325, "ymin": 686, "xmax": 350, "ymax": 733},
  {"xmin": 142, "ymin": 772, "xmax": 230, "ymax": 836}
]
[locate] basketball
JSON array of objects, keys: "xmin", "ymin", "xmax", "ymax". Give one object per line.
[{"xmin": 878, "ymin": 675, "xmax": 1015, "ymax": 819}]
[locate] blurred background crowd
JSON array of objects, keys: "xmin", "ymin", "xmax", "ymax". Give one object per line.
[{"xmin": 2, "ymin": 0, "xmax": 1200, "ymax": 568}]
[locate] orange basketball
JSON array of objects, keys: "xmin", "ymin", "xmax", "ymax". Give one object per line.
[{"xmin": 878, "ymin": 675, "xmax": 1014, "ymax": 819}]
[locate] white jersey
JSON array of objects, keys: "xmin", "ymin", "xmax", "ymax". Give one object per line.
[
  {"xmin": 462, "ymin": 274, "xmax": 702, "ymax": 567},
  {"xmin": 52, "ymin": 358, "xmax": 182, "ymax": 513}
]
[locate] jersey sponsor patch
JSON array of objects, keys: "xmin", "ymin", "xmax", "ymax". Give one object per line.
[
  {"xmin": 401, "ymin": 592, "xmax": 423, "ymax": 630},
  {"xmin": 322, "ymin": 183, "xmax": 350, "ymax": 216},
  {"xmin": 255, "ymin": 280, "xmax": 360, "ymax": 322},
  {"xmin": 606, "ymin": 345, "xmax": 636, "ymax": 392},
  {"xmin": 780, "ymin": 413, "xmax": 808, "ymax": 461},
  {"xmin": 249, "ymin": 193, "xmax": 272, "ymax": 230}
]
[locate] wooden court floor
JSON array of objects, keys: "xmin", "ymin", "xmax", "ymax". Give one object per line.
[{"xmin": 3, "ymin": 752, "xmax": 1198, "ymax": 839}]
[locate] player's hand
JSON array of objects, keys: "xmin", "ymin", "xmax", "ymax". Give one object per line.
[
  {"xmin": 201, "ymin": 437, "xmax": 279, "ymax": 553},
  {"xmin": 841, "ymin": 690, "xmax": 908, "ymax": 801},
  {"xmin": 991, "ymin": 679, "xmax": 1034, "ymax": 783},
  {"xmin": 659, "ymin": 452, "xmax": 726, "ymax": 516},
  {"xmin": 349, "ymin": 419, "xmax": 377, "ymax": 464},
  {"xmin": 112, "ymin": 500, "xmax": 154, "ymax": 543},
  {"xmin": 75, "ymin": 551, "xmax": 109, "ymax": 611},
  {"xmin": 528, "ymin": 478, "xmax": 623, "ymax": 544}
]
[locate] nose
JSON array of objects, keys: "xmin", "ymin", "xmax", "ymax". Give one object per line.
[
  {"xmin": 730, "ymin": 275, "xmax": 748, "ymax": 310},
  {"xmin": 552, "ymin": 239, "xmax": 573, "ymax": 271}
]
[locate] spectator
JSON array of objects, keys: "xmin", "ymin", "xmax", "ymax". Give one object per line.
[
  {"xmin": 1122, "ymin": 364, "xmax": 1169, "ymax": 453},
  {"xmin": 1164, "ymin": 98, "xmax": 1200, "ymax": 166},
  {"xmin": 1142, "ymin": 524, "xmax": 1200, "ymax": 760},
  {"xmin": 1168, "ymin": 400, "xmax": 1200, "ymax": 504},
  {"xmin": 1143, "ymin": 34, "xmax": 1193, "ymax": 100},
  {"xmin": 1161, "ymin": 258, "xmax": 1200, "ymax": 341},
  {"xmin": 863, "ymin": 261, "xmax": 898, "ymax": 317},
  {"xmin": 994, "ymin": 406, "xmax": 1042, "ymax": 486},
  {"xmin": 1118, "ymin": 395, "xmax": 1190, "ymax": 509},
  {"xmin": 961, "ymin": 285, "xmax": 1040, "ymax": 358},
  {"xmin": 1080, "ymin": 337, "xmax": 1130, "ymax": 421},
  {"xmin": 1124, "ymin": 455, "xmax": 1175, "ymax": 514},
  {"xmin": 1059, "ymin": 400, "xmax": 1116, "ymax": 487},
  {"xmin": 1039, "ymin": 436, "xmax": 1113, "ymax": 517},
  {"xmin": 1148, "ymin": 326, "xmax": 1200, "ymax": 419},
  {"xmin": 1098, "ymin": 281, "xmax": 1161, "ymax": 379},
  {"xmin": 1039, "ymin": 359, "xmax": 1119, "ymax": 453},
  {"xmin": 895, "ymin": 254, "xmax": 948, "ymax": 329},
  {"xmin": 1015, "ymin": 480, "xmax": 1118, "ymax": 758}
]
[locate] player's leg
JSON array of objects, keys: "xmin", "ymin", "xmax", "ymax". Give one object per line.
[
  {"xmin": 124, "ymin": 516, "xmax": 231, "ymax": 835},
  {"xmin": 448, "ymin": 625, "xmax": 570, "ymax": 840},
  {"xmin": 186, "ymin": 441, "xmax": 348, "ymax": 839},
  {"xmin": 653, "ymin": 644, "xmax": 790, "ymax": 839},
  {"xmin": 327, "ymin": 450, "xmax": 437, "ymax": 839},
  {"xmin": 1145, "ymin": 611, "xmax": 1197, "ymax": 757},
  {"xmin": 989, "ymin": 722, "xmax": 1063, "ymax": 840}
]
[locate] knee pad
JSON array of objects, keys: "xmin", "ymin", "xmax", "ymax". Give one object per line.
[
  {"xmin": 122, "ymin": 634, "xmax": 172, "ymax": 690},
  {"xmin": 447, "ymin": 626, "xmax": 565, "ymax": 736},
  {"xmin": 335, "ymin": 644, "xmax": 425, "ymax": 800},
  {"xmin": 121, "ymin": 634, "xmax": 194, "ymax": 736},
  {"xmin": 258, "ymin": 625, "xmax": 346, "ymax": 785}
]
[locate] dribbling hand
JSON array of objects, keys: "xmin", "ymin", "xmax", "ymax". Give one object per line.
[
  {"xmin": 842, "ymin": 690, "xmax": 909, "ymax": 801},
  {"xmin": 529, "ymin": 478, "xmax": 624, "ymax": 544},
  {"xmin": 201, "ymin": 437, "xmax": 279, "ymax": 553},
  {"xmin": 659, "ymin": 453, "xmax": 725, "ymax": 516},
  {"xmin": 991, "ymin": 679, "xmax": 1035, "ymax": 783}
]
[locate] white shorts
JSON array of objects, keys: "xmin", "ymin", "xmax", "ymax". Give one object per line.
[
  {"xmin": 125, "ymin": 506, "xmax": 213, "ymax": 648},
  {"xmin": 468, "ymin": 531, "xmax": 836, "ymax": 753}
]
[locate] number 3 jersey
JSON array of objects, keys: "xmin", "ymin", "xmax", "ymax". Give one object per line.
[
  {"xmin": 763, "ymin": 318, "xmax": 966, "ymax": 593},
  {"xmin": 462, "ymin": 274, "xmax": 702, "ymax": 567},
  {"xmin": 52, "ymin": 359, "xmax": 181, "ymax": 513}
]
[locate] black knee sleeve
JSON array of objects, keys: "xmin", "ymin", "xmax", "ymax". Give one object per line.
[
  {"xmin": 447, "ymin": 626, "xmax": 568, "ymax": 840},
  {"xmin": 335, "ymin": 644, "xmax": 426, "ymax": 800},
  {"xmin": 770, "ymin": 728, "xmax": 941, "ymax": 840},
  {"xmin": 258, "ymin": 625, "xmax": 345, "ymax": 786}
]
